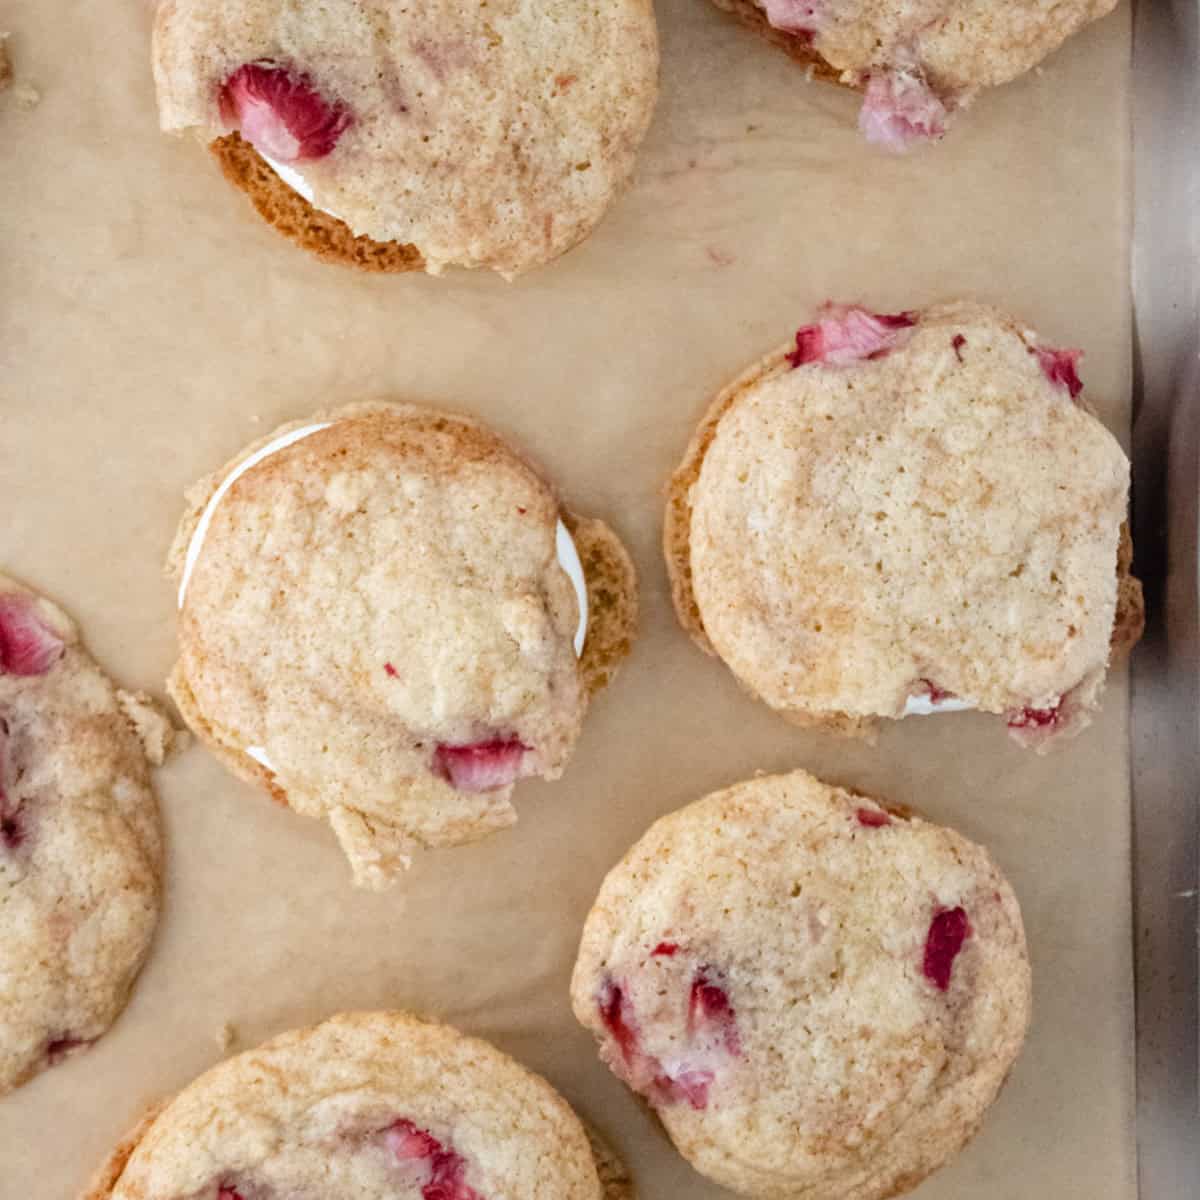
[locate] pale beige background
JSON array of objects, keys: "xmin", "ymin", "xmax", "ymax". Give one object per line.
[{"xmin": 0, "ymin": 1, "xmax": 1133, "ymax": 1197}]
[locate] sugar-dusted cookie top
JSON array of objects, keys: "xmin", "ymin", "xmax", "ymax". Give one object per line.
[
  {"xmin": 168, "ymin": 402, "xmax": 636, "ymax": 888},
  {"xmin": 153, "ymin": 0, "xmax": 659, "ymax": 275},
  {"xmin": 666, "ymin": 301, "xmax": 1138, "ymax": 749},
  {"xmin": 0, "ymin": 575, "xmax": 171, "ymax": 1095},
  {"xmin": 571, "ymin": 769, "xmax": 1031, "ymax": 1200},
  {"xmin": 709, "ymin": 0, "xmax": 1117, "ymax": 147},
  {"xmin": 85, "ymin": 1011, "xmax": 609, "ymax": 1200}
]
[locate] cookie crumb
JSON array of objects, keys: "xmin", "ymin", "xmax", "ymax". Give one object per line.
[
  {"xmin": 215, "ymin": 1022, "xmax": 236, "ymax": 1053},
  {"xmin": 117, "ymin": 690, "xmax": 189, "ymax": 766}
]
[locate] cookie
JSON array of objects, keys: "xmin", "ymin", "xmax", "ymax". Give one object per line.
[
  {"xmin": 83, "ymin": 1010, "xmax": 630, "ymax": 1200},
  {"xmin": 153, "ymin": 0, "xmax": 659, "ymax": 277},
  {"xmin": 706, "ymin": 0, "xmax": 1117, "ymax": 148},
  {"xmin": 0, "ymin": 575, "xmax": 173, "ymax": 1095},
  {"xmin": 570, "ymin": 768, "xmax": 1031, "ymax": 1200},
  {"xmin": 166, "ymin": 401, "xmax": 638, "ymax": 890},
  {"xmin": 665, "ymin": 300, "xmax": 1141, "ymax": 750}
]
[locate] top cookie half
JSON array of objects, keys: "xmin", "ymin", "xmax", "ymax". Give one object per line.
[
  {"xmin": 167, "ymin": 402, "xmax": 636, "ymax": 889},
  {"xmin": 665, "ymin": 301, "xmax": 1141, "ymax": 750},
  {"xmin": 708, "ymin": 0, "xmax": 1117, "ymax": 148},
  {"xmin": 153, "ymin": 0, "xmax": 659, "ymax": 276}
]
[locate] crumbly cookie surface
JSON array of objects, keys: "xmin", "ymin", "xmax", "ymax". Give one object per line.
[
  {"xmin": 0, "ymin": 576, "xmax": 166, "ymax": 1095},
  {"xmin": 710, "ymin": 0, "xmax": 1116, "ymax": 146},
  {"xmin": 153, "ymin": 0, "xmax": 659, "ymax": 277},
  {"xmin": 667, "ymin": 301, "xmax": 1131, "ymax": 745},
  {"xmin": 168, "ymin": 402, "xmax": 634, "ymax": 889},
  {"xmin": 571, "ymin": 769, "xmax": 1031, "ymax": 1200},
  {"xmin": 86, "ymin": 1011, "xmax": 605, "ymax": 1200}
]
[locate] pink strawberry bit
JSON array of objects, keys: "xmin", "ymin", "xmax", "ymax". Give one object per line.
[
  {"xmin": 1033, "ymin": 346, "xmax": 1084, "ymax": 399},
  {"xmin": 952, "ymin": 334, "xmax": 966, "ymax": 362},
  {"xmin": 218, "ymin": 1189, "xmax": 245, "ymax": 1200},
  {"xmin": 1007, "ymin": 703, "xmax": 1061, "ymax": 731},
  {"xmin": 856, "ymin": 807, "xmax": 890, "ymax": 828},
  {"xmin": 922, "ymin": 906, "xmax": 972, "ymax": 991},
  {"xmin": 0, "ymin": 594, "xmax": 64, "ymax": 676},
  {"xmin": 788, "ymin": 304, "xmax": 916, "ymax": 368},
  {"xmin": 219, "ymin": 62, "xmax": 352, "ymax": 164},
  {"xmin": 762, "ymin": 0, "xmax": 823, "ymax": 39},
  {"xmin": 688, "ymin": 968, "xmax": 740, "ymax": 1054},
  {"xmin": 651, "ymin": 941, "xmax": 679, "ymax": 957},
  {"xmin": 384, "ymin": 662, "xmax": 398, "ymax": 677},
  {"xmin": 386, "ymin": 1119, "xmax": 483, "ymax": 1200},
  {"xmin": 858, "ymin": 70, "xmax": 948, "ymax": 151},
  {"xmin": 433, "ymin": 737, "xmax": 529, "ymax": 793},
  {"xmin": 916, "ymin": 678, "xmax": 956, "ymax": 704}
]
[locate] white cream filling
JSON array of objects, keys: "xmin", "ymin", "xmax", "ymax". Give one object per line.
[
  {"xmin": 178, "ymin": 419, "xmax": 589, "ymax": 775},
  {"xmin": 260, "ymin": 153, "xmax": 345, "ymax": 222},
  {"xmin": 902, "ymin": 694, "xmax": 974, "ymax": 717}
]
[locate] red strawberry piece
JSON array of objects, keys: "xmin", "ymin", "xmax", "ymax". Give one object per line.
[
  {"xmin": 1007, "ymin": 704, "xmax": 1061, "ymax": 731},
  {"xmin": 433, "ymin": 738, "xmax": 529, "ymax": 793},
  {"xmin": 661, "ymin": 1066, "xmax": 716, "ymax": 1109},
  {"xmin": 384, "ymin": 662, "xmax": 398, "ymax": 677},
  {"xmin": 0, "ymin": 594, "xmax": 64, "ymax": 676},
  {"xmin": 1033, "ymin": 346, "xmax": 1084, "ymax": 399},
  {"xmin": 788, "ymin": 304, "xmax": 916, "ymax": 368},
  {"xmin": 688, "ymin": 969, "xmax": 740, "ymax": 1054},
  {"xmin": 1, "ymin": 812, "xmax": 23, "ymax": 850},
  {"xmin": 761, "ymin": 0, "xmax": 823, "ymax": 38},
  {"xmin": 952, "ymin": 334, "xmax": 967, "ymax": 362},
  {"xmin": 219, "ymin": 62, "xmax": 352, "ymax": 164},
  {"xmin": 218, "ymin": 1189, "xmax": 245, "ymax": 1200},
  {"xmin": 922, "ymin": 906, "xmax": 971, "ymax": 990},
  {"xmin": 856, "ymin": 807, "xmax": 891, "ymax": 828},
  {"xmin": 597, "ymin": 977, "xmax": 640, "ymax": 1063},
  {"xmin": 386, "ymin": 1119, "xmax": 482, "ymax": 1200},
  {"xmin": 858, "ymin": 70, "xmax": 948, "ymax": 151},
  {"xmin": 651, "ymin": 941, "xmax": 679, "ymax": 957}
]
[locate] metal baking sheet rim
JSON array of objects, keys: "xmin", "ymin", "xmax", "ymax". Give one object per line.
[{"xmin": 1130, "ymin": 1, "xmax": 1200, "ymax": 1196}]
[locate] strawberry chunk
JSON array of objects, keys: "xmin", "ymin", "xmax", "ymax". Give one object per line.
[
  {"xmin": 856, "ymin": 807, "xmax": 890, "ymax": 828},
  {"xmin": 762, "ymin": 0, "xmax": 823, "ymax": 38},
  {"xmin": 1007, "ymin": 704, "xmax": 1061, "ymax": 731},
  {"xmin": 218, "ymin": 1190, "xmax": 244, "ymax": 1200},
  {"xmin": 923, "ymin": 906, "xmax": 971, "ymax": 990},
  {"xmin": 386, "ymin": 1119, "xmax": 483, "ymax": 1200},
  {"xmin": 433, "ymin": 738, "xmax": 529, "ymax": 793},
  {"xmin": 651, "ymin": 941, "xmax": 679, "ymax": 957},
  {"xmin": 952, "ymin": 334, "xmax": 967, "ymax": 362},
  {"xmin": 1033, "ymin": 346, "xmax": 1084, "ymax": 399},
  {"xmin": 788, "ymin": 304, "xmax": 916, "ymax": 367},
  {"xmin": 219, "ymin": 62, "xmax": 352, "ymax": 164},
  {"xmin": 597, "ymin": 969, "xmax": 739, "ymax": 1112},
  {"xmin": 858, "ymin": 70, "xmax": 948, "ymax": 151},
  {"xmin": 0, "ymin": 594, "xmax": 64, "ymax": 676}
]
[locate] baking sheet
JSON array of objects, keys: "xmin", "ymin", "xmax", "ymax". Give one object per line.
[{"xmin": 0, "ymin": 1, "xmax": 1134, "ymax": 1197}]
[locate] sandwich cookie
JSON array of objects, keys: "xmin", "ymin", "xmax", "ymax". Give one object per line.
[
  {"xmin": 152, "ymin": 0, "xmax": 659, "ymax": 277},
  {"xmin": 665, "ymin": 301, "xmax": 1142, "ymax": 750},
  {"xmin": 83, "ymin": 1010, "xmax": 632, "ymax": 1200},
  {"xmin": 571, "ymin": 768, "xmax": 1031, "ymax": 1200},
  {"xmin": 0, "ymin": 575, "xmax": 175, "ymax": 1095},
  {"xmin": 706, "ymin": 0, "xmax": 1117, "ymax": 149},
  {"xmin": 167, "ymin": 402, "xmax": 637, "ymax": 889}
]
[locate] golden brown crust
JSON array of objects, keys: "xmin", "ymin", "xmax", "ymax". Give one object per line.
[
  {"xmin": 665, "ymin": 322, "xmax": 1141, "ymax": 741},
  {"xmin": 581, "ymin": 1120, "xmax": 637, "ymax": 1200},
  {"xmin": 1111, "ymin": 521, "xmax": 1145, "ymax": 661},
  {"xmin": 79, "ymin": 1104, "xmax": 166, "ymax": 1200},
  {"xmin": 565, "ymin": 513, "xmax": 639, "ymax": 698},
  {"xmin": 210, "ymin": 133, "xmax": 424, "ymax": 273},
  {"xmin": 706, "ymin": 0, "xmax": 846, "ymax": 85}
]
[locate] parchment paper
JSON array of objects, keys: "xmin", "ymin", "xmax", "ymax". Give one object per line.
[{"xmin": 0, "ymin": 1, "xmax": 1134, "ymax": 1196}]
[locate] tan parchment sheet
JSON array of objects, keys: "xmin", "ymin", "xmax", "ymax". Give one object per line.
[{"xmin": 0, "ymin": 1, "xmax": 1134, "ymax": 1197}]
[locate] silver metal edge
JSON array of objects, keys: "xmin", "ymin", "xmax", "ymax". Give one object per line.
[{"xmin": 1131, "ymin": 2, "xmax": 1200, "ymax": 1195}]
